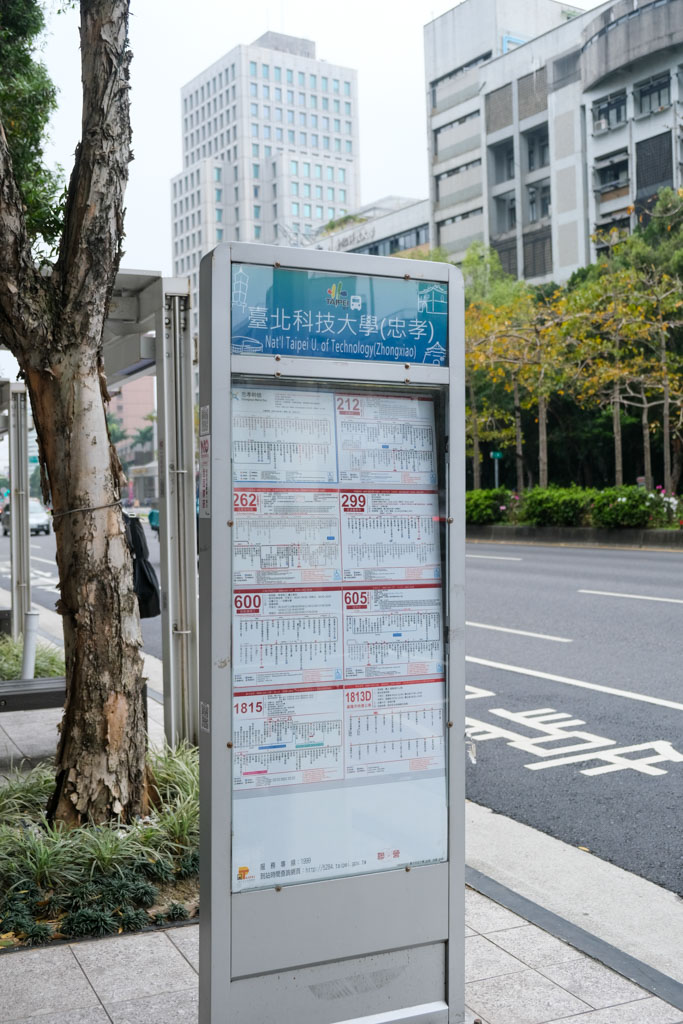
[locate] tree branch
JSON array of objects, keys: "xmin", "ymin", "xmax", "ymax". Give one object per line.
[
  {"xmin": 56, "ymin": 0, "xmax": 132, "ymax": 344},
  {"xmin": 0, "ymin": 120, "xmax": 47, "ymax": 359}
]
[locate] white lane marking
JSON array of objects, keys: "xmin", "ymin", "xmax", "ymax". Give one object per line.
[
  {"xmin": 466, "ymin": 554, "xmax": 522, "ymax": 561},
  {"xmin": 579, "ymin": 589, "xmax": 683, "ymax": 606},
  {"xmin": 31, "ymin": 556, "xmax": 57, "ymax": 566},
  {"xmin": 466, "ymin": 656, "xmax": 683, "ymax": 712},
  {"xmin": 466, "ymin": 621, "xmax": 572, "ymax": 643}
]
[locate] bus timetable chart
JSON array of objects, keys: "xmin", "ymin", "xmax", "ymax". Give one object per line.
[
  {"xmin": 230, "ymin": 386, "xmax": 447, "ymax": 794},
  {"xmin": 346, "ymin": 704, "xmax": 445, "ymax": 775}
]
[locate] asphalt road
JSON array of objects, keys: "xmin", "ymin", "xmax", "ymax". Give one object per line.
[
  {"xmin": 465, "ymin": 541, "xmax": 683, "ymax": 898},
  {"xmin": 3, "ymin": 530, "xmax": 681, "ymax": 895},
  {"xmin": 0, "ymin": 522, "xmax": 164, "ymax": 661}
]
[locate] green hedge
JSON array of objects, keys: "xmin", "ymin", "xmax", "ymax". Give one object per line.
[{"xmin": 466, "ymin": 485, "xmax": 681, "ymax": 529}]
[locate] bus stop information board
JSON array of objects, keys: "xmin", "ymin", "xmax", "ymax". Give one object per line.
[
  {"xmin": 199, "ymin": 244, "xmax": 464, "ymax": 1024},
  {"xmin": 231, "ymin": 384, "xmax": 446, "ymax": 891}
]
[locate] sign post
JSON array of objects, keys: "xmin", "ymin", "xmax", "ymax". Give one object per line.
[{"xmin": 198, "ymin": 243, "xmax": 465, "ymax": 1024}]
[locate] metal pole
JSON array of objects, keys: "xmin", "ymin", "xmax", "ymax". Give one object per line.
[
  {"xmin": 21, "ymin": 610, "xmax": 40, "ymax": 680},
  {"xmin": 156, "ymin": 283, "xmax": 198, "ymax": 746},
  {"xmin": 8, "ymin": 385, "xmax": 31, "ymax": 639},
  {"xmin": 494, "ymin": 458, "xmax": 499, "ymax": 489}
]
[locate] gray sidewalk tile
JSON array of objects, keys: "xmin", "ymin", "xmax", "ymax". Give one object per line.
[
  {"xmin": 0, "ymin": 946, "xmax": 101, "ymax": 1021},
  {"xmin": 0, "ymin": 707, "xmax": 61, "ymax": 759},
  {"xmin": 539, "ymin": 957, "xmax": 649, "ymax": 1009},
  {"xmin": 168, "ymin": 925, "xmax": 199, "ymax": 972},
  {"xmin": 466, "ymin": 887, "xmax": 526, "ymax": 934},
  {"xmin": 106, "ymin": 986, "xmax": 198, "ymax": 1024},
  {"xmin": 466, "ymin": 968, "xmax": 591, "ymax": 1024},
  {"xmin": 6, "ymin": 1009, "xmax": 111, "ymax": 1024},
  {"xmin": 0, "ymin": 724, "xmax": 24, "ymax": 766},
  {"xmin": 544, "ymin": 996, "xmax": 683, "ymax": 1023},
  {"xmin": 70, "ymin": 932, "xmax": 198, "ymax": 1003},
  {"xmin": 486, "ymin": 923, "xmax": 584, "ymax": 970},
  {"xmin": 465, "ymin": 1012, "xmax": 492, "ymax": 1024},
  {"xmin": 466, "ymin": 934, "xmax": 527, "ymax": 983}
]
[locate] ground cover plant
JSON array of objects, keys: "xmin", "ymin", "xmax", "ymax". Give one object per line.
[
  {"xmin": 0, "ymin": 743, "xmax": 199, "ymax": 948},
  {"xmin": 0, "ymin": 636, "xmax": 65, "ymax": 680}
]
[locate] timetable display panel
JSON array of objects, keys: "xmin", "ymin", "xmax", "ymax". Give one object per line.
[{"xmin": 231, "ymin": 384, "xmax": 448, "ymax": 892}]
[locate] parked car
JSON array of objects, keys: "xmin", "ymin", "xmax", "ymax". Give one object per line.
[{"xmin": 2, "ymin": 498, "xmax": 51, "ymax": 536}]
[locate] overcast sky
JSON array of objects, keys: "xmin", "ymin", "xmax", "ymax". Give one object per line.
[{"xmin": 39, "ymin": 0, "xmax": 604, "ymax": 276}]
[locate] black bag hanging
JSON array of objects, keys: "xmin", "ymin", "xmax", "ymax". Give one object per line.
[{"xmin": 123, "ymin": 512, "xmax": 161, "ymax": 619}]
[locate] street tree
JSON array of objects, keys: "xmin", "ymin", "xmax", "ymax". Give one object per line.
[{"xmin": 0, "ymin": 0, "xmax": 147, "ymax": 824}]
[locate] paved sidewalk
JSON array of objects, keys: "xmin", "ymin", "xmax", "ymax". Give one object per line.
[
  {"xmin": 1, "ymin": 599, "xmax": 682, "ymax": 1022},
  {"xmin": 1, "ymin": 897, "xmax": 682, "ymax": 1024}
]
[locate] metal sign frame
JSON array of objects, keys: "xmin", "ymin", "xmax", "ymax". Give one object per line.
[
  {"xmin": 198, "ymin": 243, "xmax": 465, "ymax": 1024},
  {"xmin": 0, "ymin": 381, "xmax": 32, "ymax": 638}
]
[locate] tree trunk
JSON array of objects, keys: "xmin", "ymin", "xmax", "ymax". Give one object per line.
[
  {"xmin": 662, "ymin": 375, "xmax": 671, "ymax": 494},
  {"xmin": 612, "ymin": 382, "xmax": 623, "ymax": 486},
  {"xmin": 641, "ymin": 390, "xmax": 652, "ymax": 491},
  {"xmin": 671, "ymin": 434, "xmax": 682, "ymax": 496},
  {"xmin": 0, "ymin": 1, "xmax": 147, "ymax": 824},
  {"xmin": 28, "ymin": 355, "xmax": 148, "ymax": 825},
  {"xmin": 538, "ymin": 392, "xmax": 548, "ymax": 488},
  {"xmin": 468, "ymin": 380, "xmax": 481, "ymax": 489},
  {"xmin": 513, "ymin": 378, "xmax": 524, "ymax": 494}
]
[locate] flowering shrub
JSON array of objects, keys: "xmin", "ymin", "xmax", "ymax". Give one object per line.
[
  {"xmin": 518, "ymin": 486, "xmax": 595, "ymax": 528},
  {"xmin": 466, "ymin": 485, "xmax": 682, "ymax": 529},
  {"xmin": 465, "ymin": 488, "xmax": 512, "ymax": 525}
]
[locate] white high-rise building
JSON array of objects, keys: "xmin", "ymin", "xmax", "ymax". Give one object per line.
[{"xmin": 171, "ymin": 32, "xmax": 360, "ymax": 333}]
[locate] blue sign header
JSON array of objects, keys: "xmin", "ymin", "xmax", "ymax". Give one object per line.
[{"xmin": 230, "ymin": 263, "xmax": 448, "ymax": 365}]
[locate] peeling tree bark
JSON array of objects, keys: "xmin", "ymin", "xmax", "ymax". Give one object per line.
[{"xmin": 0, "ymin": 1, "xmax": 147, "ymax": 824}]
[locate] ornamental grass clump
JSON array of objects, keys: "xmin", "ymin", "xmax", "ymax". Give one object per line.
[
  {"xmin": 0, "ymin": 744, "xmax": 199, "ymax": 947},
  {"xmin": 0, "ymin": 636, "xmax": 65, "ymax": 680}
]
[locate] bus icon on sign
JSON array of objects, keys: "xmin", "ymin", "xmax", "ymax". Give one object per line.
[{"xmin": 350, "ymin": 295, "xmax": 362, "ymax": 310}]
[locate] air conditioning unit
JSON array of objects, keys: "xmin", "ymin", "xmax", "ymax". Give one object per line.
[{"xmin": 594, "ymin": 118, "xmax": 609, "ymax": 133}]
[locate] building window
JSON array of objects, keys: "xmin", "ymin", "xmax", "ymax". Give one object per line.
[
  {"xmin": 275, "ymin": 107, "xmax": 282, "ymax": 121},
  {"xmin": 338, "ymin": 168, "xmax": 346, "ymax": 184},
  {"xmin": 315, "ymin": 185, "xmax": 323, "ymax": 199},
  {"xmin": 216, "ymin": 208, "xmax": 223, "ymax": 222},
  {"xmin": 251, "ymin": 123, "xmax": 259, "ymax": 137},
  {"xmin": 636, "ymin": 74, "xmax": 670, "ymax": 115},
  {"xmin": 299, "ymin": 92, "xmax": 306, "ymax": 106},
  {"xmin": 252, "ymin": 144, "xmax": 259, "ymax": 157},
  {"xmin": 526, "ymin": 127, "xmax": 549, "ymax": 172},
  {"xmin": 595, "ymin": 152, "xmax": 629, "ymax": 193},
  {"xmin": 592, "ymin": 91, "xmax": 626, "ymax": 131},
  {"xmin": 287, "ymin": 109, "xmax": 294, "ymax": 124},
  {"xmin": 216, "ymin": 228, "xmax": 223, "ymax": 242},
  {"xmin": 290, "ymin": 160, "xmax": 298, "ymax": 175},
  {"xmin": 311, "ymin": 134, "xmax": 319, "ymax": 147},
  {"xmin": 315, "ymin": 164, "xmax": 322, "ymax": 179},
  {"xmin": 292, "ymin": 201, "xmax": 299, "ymax": 215},
  {"xmin": 249, "ymin": 61, "xmax": 257, "ymax": 76},
  {"xmin": 274, "ymin": 87, "xmax": 282, "ymax": 101},
  {"xmin": 287, "ymin": 89, "xmax": 294, "ymax": 104},
  {"xmin": 316, "ymin": 205, "xmax": 323, "ymax": 218},
  {"xmin": 304, "ymin": 203, "xmax": 311, "ymax": 217},
  {"xmin": 345, "ymin": 140, "xmax": 352, "ymax": 153},
  {"xmin": 215, "ymin": 188, "xmax": 222, "ymax": 202},
  {"xmin": 250, "ymin": 82, "xmax": 257, "ymax": 97},
  {"xmin": 254, "ymin": 226, "xmax": 261, "ymax": 239},
  {"xmin": 292, "ymin": 181, "xmax": 299, "ymax": 196},
  {"xmin": 303, "ymin": 183, "xmax": 311, "ymax": 197},
  {"xmin": 288, "ymin": 130, "xmax": 295, "ymax": 143},
  {"xmin": 213, "ymin": 167, "xmax": 221, "ymax": 182},
  {"xmin": 323, "ymin": 136, "xmax": 330, "ymax": 149},
  {"xmin": 274, "ymin": 66, "xmax": 281, "ymax": 82},
  {"xmin": 299, "ymin": 112, "xmax": 306, "ymax": 126},
  {"xmin": 326, "ymin": 166, "xmax": 334, "ymax": 181},
  {"xmin": 254, "ymin": 205, "xmax": 260, "ymax": 219},
  {"xmin": 321, "ymin": 76, "xmax": 328, "ymax": 91},
  {"xmin": 262, "ymin": 64, "xmax": 269, "ymax": 79}
]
